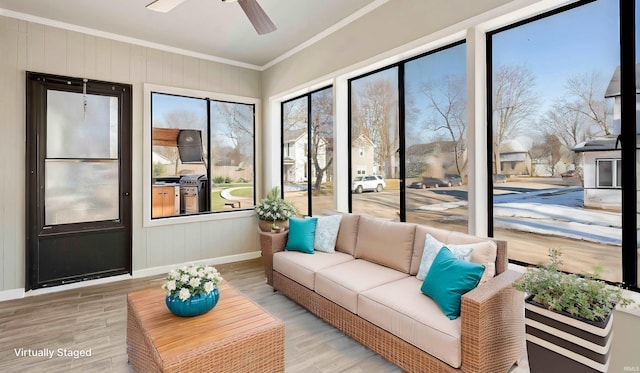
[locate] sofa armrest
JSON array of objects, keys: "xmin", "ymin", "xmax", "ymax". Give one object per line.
[
  {"xmin": 459, "ymin": 269, "xmax": 525, "ymax": 373},
  {"xmin": 258, "ymin": 231, "xmax": 288, "ymax": 287}
]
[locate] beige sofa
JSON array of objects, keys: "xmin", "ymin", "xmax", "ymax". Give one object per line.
[{"xmin": 260, "ymin": 212, "xmax": 524, "ymax": 373}]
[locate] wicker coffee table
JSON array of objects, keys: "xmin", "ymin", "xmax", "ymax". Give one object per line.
[{"xmin": 127, "ymin": 282, "xmax": 284, "ymax": 373}]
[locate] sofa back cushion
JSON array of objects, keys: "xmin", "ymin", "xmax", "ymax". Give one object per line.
[
  {"xmin": 354, "ymin": 215, "xmax": 416, "ymax": 273},
  {"xmin": 322, "ymin": 210, "xmax": 360, "ymax": 256},
  {"xmin": 447, "ymin": 232, "xmax": 497, "ymax": 282},
  {"xmin": 411, "ymin": 226, "xmax": 497, "ymax": 282},
  {"xmin": 411, "ymin": 225, "xmax": 456, "ymax": 275}
]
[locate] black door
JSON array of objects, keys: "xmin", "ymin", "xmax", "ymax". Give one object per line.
[{"xmin": 26, "ymin": 72, "xmax": 132, "ymax": 290}]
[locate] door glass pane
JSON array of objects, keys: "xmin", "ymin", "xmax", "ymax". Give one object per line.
[
  {"xmin": 350, "ymin": 68, "xmax": 400, "ymax": 220},
  {"xmin": 47, "ymin": 90, "xmax": 118, "ymax": 159},
  {"xmin": 45, "ymin": 160, "xmax": 119, "ymax": 225},
  {"xmin": 311, "ymin": 87, "xmax": 335, "ymax": 213},
  {"xmin": 282, "ymin": 96, "xmax": 309, "ymax": 216},
  {"xmin": 491, "ymin": 0, "xmax": 621, "ymax": 282},
  {"xmin": 404, "ymin": 43, "xmax": 467, "ymax": 233}
]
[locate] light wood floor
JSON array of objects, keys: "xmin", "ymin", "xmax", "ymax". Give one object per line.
[{"xmin": 0, "ymin": 258, "xmax": 529, "ymax": 372}]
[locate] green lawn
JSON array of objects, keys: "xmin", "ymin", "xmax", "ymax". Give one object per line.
[
  {"xmin": 211, "ymin": 190, "xmax": 226, "ymax": 211},
  {"xmin": 210, "ymin": 184, "xmax": 254, "ymax": 210},
  {"xmin": 228, "ymin": 186, "xmax": 253, "ymax": 198}
]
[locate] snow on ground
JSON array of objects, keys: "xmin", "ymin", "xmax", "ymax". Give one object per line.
[{"xmin": 419, "ymin": 186, "xmax": 626, "ymax": 246}]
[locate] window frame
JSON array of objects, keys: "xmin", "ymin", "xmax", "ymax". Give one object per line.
[
  {"xmin": 347, "ymin": 40, "xmax": 467, "ymax": 222},
  {"xmin": 596, "ymin": 158, "xmax": 622, "ymax": 188},
  {"xmin": 143, "ymin": 83, "xmax": 259, "ymax": 227},
  {"xmin": 280, "ymin": 85, "xmax": 334, "ymax": 217},
  {"xmin": 485, "ymin": 0, "xmax": 637, "ymax": 290}
]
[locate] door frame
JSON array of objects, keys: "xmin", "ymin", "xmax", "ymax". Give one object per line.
[{"xmin": 25, "ymin": 71, "xmax": 132, "ymax": 290}]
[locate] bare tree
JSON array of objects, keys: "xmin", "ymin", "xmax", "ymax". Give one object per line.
[
  {"xmin": 282, "ymin": 98, "xmax": 307, "ymax": 132},
  {"xmin": 530, "ymin": 134, "xmax": 564, "ymax": 176},
  {"xmin": 214, "ymin": 102, "xmax": 253, "ymax": 148},
  {"xmin": 537, "ymin": 71, "xmax": 611, "ymax": 168},
  {"xmin": 281, "ymin": 98, "xmax": 309, "ymax": 186},
  {"xmin": 213, "ymin": 102, "xmax": 254, "ymax": 167},
  {"xmin": 418, "ymin": 74, "xmax": 467, "ymax": 175},
  {"xmin": 310, "ymin": 89, "xmax": 333, "ymax": 192},
  {"xmin": 539, "ymin": 101, "xmax": 594, "ymax": 166},
  {"xmin": 564, "ymin": 72, "xmax": 612, "ymax": 136},
  {"xmin": 352, "ymin": 77, "xmax": 399, "ymax": 177},
  {"xmin": 492, "ymin": 64, "xmax": 539, "ymax": 174}
]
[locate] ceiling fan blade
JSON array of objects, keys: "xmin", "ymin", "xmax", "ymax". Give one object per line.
[
  {"xmin": 238, "ymin": 0, "xmax": 277, "ymax": 35},
  {"xmin": 146, "ymin": 0, "xmax": 187, "ymax": 13}
]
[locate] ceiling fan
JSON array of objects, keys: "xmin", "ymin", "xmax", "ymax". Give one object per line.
[{"xmin": 146, "ymin": 0, "xmax": 277, "ymax": 35}]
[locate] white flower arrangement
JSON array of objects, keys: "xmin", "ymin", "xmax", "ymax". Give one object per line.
[
  {"xmin": 162, "ymin": 264, "xmax": 223, "ymax": 302},
  {"xmin": 254, "ymin": 186, "xmax": 298, "ymax": 221}
]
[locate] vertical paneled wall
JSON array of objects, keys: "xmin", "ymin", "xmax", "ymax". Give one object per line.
[{"xmin": 0, "ymin": 15, "xmax": 261, "ymax": 292}]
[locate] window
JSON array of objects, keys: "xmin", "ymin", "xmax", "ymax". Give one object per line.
[
  {"xmin": 489, "ymin": 0, "xmax": 623, "ymax": 282},
  {"xmin": 350, "ymin": 67, "xmax": 400, "ymax": 220},
  {"xmin": 281, "ymin": 87, "xmax": 335, "ymax": 216},
  {"xmin": 596, "ymin": 159, "xmax": 622, "ymax": 188},
  {"xmin": 148, "ymin": 88, "xmax": 255, "ymax": 220},
  {"xmin": 404, "ymin": 42, "xmax": 467, "ymax": 232},
  {"xmin": 347, "ymin": 42, "xmax": 467, "ymax": 229}
]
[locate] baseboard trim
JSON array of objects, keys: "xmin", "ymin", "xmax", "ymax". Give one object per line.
[
  {"xmin": 0, "ymin": 288, "xmax": 26, "ymax": 302},
  {"xmin": 132, "ymin": 251, "xmax": 261, "ymax": 279},
  {"xmin": 0, "ymin": 251, "xmax": 261, "ymax": 302},
  {"xmin": 26, "ymin": 274, "xmax": 134, "ymax": 298}
]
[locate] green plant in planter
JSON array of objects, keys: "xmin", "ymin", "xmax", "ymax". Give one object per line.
[
  {"xmin": 514, "ymin": 248, "xmax": 634, "ymax": 321},
  {"xmin": 254, "ymin": 186, "xmax": 298, "ymax": 222}
]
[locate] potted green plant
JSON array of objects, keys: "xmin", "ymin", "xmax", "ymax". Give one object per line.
[
  {"xmin": 514, "ymin": 248, "xmax": 634, "ymax": 373},
  {"xmin": 254, "ymin": 186, "xmax": 298, "ymax": 232}
]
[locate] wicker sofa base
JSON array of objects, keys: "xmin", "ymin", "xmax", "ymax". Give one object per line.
[
  {"xmin": 274, "ymin": 271, "xmax": 461, "ymax": 372},
  {"xmin": 273, "ymin": 270, "xmax": 523, "ymax": 373}
]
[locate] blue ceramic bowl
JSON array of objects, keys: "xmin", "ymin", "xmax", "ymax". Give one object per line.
[{"xmin": 165, "ymin": 287, "xmax": 220, "ymax": 317}]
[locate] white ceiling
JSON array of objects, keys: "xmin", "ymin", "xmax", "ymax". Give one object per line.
[{"xmin": 0, "ymin": 0, "xmax": 385, "ymax": 70}]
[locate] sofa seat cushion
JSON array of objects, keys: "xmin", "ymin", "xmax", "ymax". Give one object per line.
[
  {"xmin": 358, "ymin": 276, "xmax": 462, "ymax": 368},
  {"xmin": 273, "ymin": 251, "xmax": 354, "ymax": 290},
  {"xmin": 315, "ymin": 259, "xmax": 408, "ymax": 313}
]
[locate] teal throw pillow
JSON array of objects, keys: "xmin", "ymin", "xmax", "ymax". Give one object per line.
[
  {"xmin": 285, "ymin": 217, "xmax": 318, "ymax": 254},
  {"xmin": 421, "ymin": 247, "xmax": 485, "ymax": 320}
]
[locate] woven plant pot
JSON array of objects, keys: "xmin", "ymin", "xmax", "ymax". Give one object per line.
[
  {"xmin": 525, "ymin": 297, "xmax": 613, "ymax": 373},
  {"xmin": 258, "ymin": 219, "xmax": 288, "ymax": 232}
]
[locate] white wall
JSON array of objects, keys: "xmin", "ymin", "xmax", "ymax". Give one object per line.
[
  {"xmin": 0, "ymin": 15, "xmax": 262, "ymax": 294},
  {"xmin": 262, "ymin": 0, "xmax": 512, "ymax": 96}
]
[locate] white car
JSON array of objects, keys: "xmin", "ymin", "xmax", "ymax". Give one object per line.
[{"xmin": 352, "ymin": 175, "xmax": 385, "ymax": 193}]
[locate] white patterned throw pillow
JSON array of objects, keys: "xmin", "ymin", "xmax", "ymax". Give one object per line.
[
  {"xmin": 314, "ymin": 215, "xmax": 343, "ymax": 253},
  {"xmin": 416, "ymin": 234, "xmax": 473, "ymax": 280}
]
